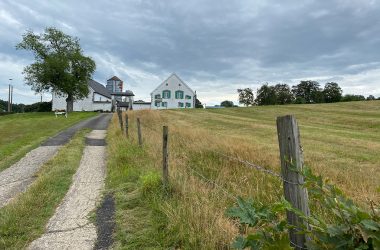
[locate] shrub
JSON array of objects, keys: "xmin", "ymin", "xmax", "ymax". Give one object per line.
[{"xmin": 227, "ymin": 167, "xmax": 380, "ymax": 249}]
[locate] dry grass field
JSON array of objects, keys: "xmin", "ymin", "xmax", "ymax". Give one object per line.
[{"xmin": 106, "ymin": 100, "xmax": 380, "ymax": 249}]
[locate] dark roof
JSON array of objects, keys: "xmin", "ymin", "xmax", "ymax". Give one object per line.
[
  {"xmin": 89, "ymin": 79, "xmax": 111, "ymax": 99},
  {"xmin": 108, "ymin": 76, "xmax": 122, "ymax": 81},
  {"xmin": 134, "ymin": 100, "xmax": 151, "ymax": 104},
  {"xmin": 116, "ymin": 102, "xmax": 130, "ymax": 107},
  {"xmin": 111, "ymin": 90, "xmax": 135, "ymax": 96}
]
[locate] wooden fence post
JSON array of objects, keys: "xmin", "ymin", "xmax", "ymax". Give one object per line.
[
  {"xmin": 137, "ymin": 118, "xmax": 142, "ymax": 146},
  {"xmin": 125, "ymin": 113, "xmax": 129, "ymax": 137},
  {"xmin": 117, "ymin": 108, "xmax": 123, "ymax": 132},
  {"xmin": 162, "ymin": 126, "xmax": 169, "ymax": 186},
  {"xmin": 276, "ymin": 115, "xmax": 310, "ymax": 250}
]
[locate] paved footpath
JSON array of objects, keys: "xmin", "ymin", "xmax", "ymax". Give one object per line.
[
  {"xmin": 29, "ymin": 129, "xmax": 108, "ymax": 250},
  {"xmin": 0, "ymin": 113, "xmax": 112, "ymax": 208}
]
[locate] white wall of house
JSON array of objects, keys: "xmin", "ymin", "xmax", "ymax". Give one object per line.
[
  {"xmin": 52, "ymin": 88, "xmax": 112, "ymax": 111},
  {"xmin": 133, "ymin": 103, "xmax": 151, "ymax": 110},
  {"xmin": 150, "ymin": 73, "xmax": 195, "ymax": 109}
]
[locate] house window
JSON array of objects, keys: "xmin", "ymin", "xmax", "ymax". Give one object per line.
[
  {"xmin": 162, "ymin": 102, "xmax": 168, "ymax": 107},
  {"xmin": 162, "ymin": 90, "xmax": 171, "ymax": 99},
  {"xmin": 175, "ymin": 90, "xmax": 184, "ymax": 99},
  {"xmin": 155, "ymin": 101, "xmax": 160, "ymax": 107},
  {"xmin": 185, "ymin": 95, "xmax": 192, "ymax": 99},
  {"xmin": 155, "ymin": 94, "xmax": 161, "ymax": 99},
  {"xmin": 178, "ymin": 102, "xmax": 184, "ymax": 108},
  {"xmin": 186, "ymin": 102, "xmax": 191, "ymax": 108}
]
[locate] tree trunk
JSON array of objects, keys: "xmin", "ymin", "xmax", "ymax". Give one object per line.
[{"xmin": 66, "ymin": 94, "xmax": 74, "ymax": 112}]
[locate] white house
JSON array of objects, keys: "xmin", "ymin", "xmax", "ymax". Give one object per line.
[
  {"xmin": 52, "ymin": 78, "xmax": 134, "ymax": 111},
  {"xmin": 151, "ymin": 73, "xmax": 195, "ymax": 109}
]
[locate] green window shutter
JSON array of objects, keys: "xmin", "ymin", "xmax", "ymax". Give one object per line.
[
  {"xmin": 175, "ymin": 90, "xmax": 184, "ymax": 99},
  {"xmin": 162, "ymin": 90, "xmax": 171, "ymax": 99},
  {"xmin": 186, "ymin": 95, "xmax": 191, "ymax": 99},
  {"xmin": 186, "ymin": 102, "xmax": 191, "ymax": 107}
]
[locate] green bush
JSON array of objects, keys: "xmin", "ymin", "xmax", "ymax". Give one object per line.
[{"xmin": 227, "ymin": 167, "xmax": 380, "ymax": 249}]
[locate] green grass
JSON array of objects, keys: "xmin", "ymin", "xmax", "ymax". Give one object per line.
[
  {"xmin": 0, "ymin": 129, "xmax": 88, "ymax": 249},
  {"xmin": 106, "ymin": 101, "xmax": 380, "ymax": 249},
  {"xmin": 0, "ymin": 112, "xmax": 96, "ymax": 172},
  {"xmin": 106, "ymin": 117, "xmax": 178, "ymax": 249}
]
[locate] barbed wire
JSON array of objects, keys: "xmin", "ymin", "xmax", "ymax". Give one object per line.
[
  {"xmin": 122, "ymin": 119, "xmax": 303, "ymax": 186},
  {"xmin": 185, "ymin": 166, "xmax": 239, "ymax": 201},
  {"xmin": 208, "ymin": 150, "xmax": 304, "ymax": 185}
]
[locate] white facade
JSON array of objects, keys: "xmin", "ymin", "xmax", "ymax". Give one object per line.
[
  {"xmin": 133, "ymin": 103, "xmax": 151, "ymax": 110},
  {"xmin": 151, "ymin": 73, "xmax": 195, "ymax": 109},
  {"xmin": 52, "ymin": 88, "xmax": 112, "ymax": 111}
]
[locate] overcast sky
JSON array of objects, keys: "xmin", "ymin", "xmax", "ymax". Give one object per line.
[{"xmin": 1, "ymin": 0, "xmax": 380, "ymax": 105}]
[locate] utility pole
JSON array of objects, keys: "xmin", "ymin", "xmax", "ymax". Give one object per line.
[
  {"xmin": 9, "ymin": 79, "xmax": 13, "ymax": 112},
  {"xmin": 8, "ymin": 84, "xmax": 10, "ymax": 112},
  {"xmin": 10, "ymin": 85, "xmax": 13, "ymax": 112}
]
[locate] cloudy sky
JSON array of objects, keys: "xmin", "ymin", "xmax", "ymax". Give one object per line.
[{"xmin": 1, "ymin": 0, "xmax": 380, "ymax": 105}]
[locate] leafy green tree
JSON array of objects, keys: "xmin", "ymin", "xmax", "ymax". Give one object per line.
[
  {"xmin": 195, "ymin": 98, "xmax": 203, "ymax": 108},
  {"xmin": 255, "ymin": 84, "xmax": 277, "ymax": 105},
  {"xmin": 16, "ymin": 27, "xmax": 96, "ymax": 112},
  {"xmin": 220, "ymin": 100, "xmax": 234, "ymax": 107},
  {"xmin": 367, "ymin": 95, "xmax": 376, "ymax": 100},
  {"xmin": 274, "ymin": 84, "xmax": 294, "ymax": 104},
  {"xmin": 341, "ymin": 94, "xmax": 366, "ymax": 102},
  {"xmin": 237, "ymin": 88, "xmax": 255, "ymax": 106},
  {"xmin": 292, "ymin": 80, "xmax": 322, "ymax": 103},
  {"xmin": 323, "ymin": 82, "xmax": 342, "ymax": 103}
]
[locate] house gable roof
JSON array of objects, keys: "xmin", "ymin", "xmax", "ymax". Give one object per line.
[
  {"xmin": 150, "ymin": 73, "xmax": 195, "ymax": 95},
  {"xmin": 108, "ymin": 76, "xmax": 122, "ymax": 81},
  {"xmin": 89, "ymin": 79, "xmax": 111, "ymax": 99}
]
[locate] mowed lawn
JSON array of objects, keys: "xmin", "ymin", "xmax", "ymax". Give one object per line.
[
  {"xmin": 162, "ymin": 100, "xmax": 380, "ymax": 204},
  {"xmin": 0, "ymin": 112, "xmax": 96, "ymax": 171}
]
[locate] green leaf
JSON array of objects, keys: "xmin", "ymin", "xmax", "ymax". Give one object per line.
[
  {"xmin": 226, "ymin": 197, "xmax": 259, "ymax": 226},
  {"xmin": 361, "ymin": 220, "xmax": 380, "ymax": 231}
]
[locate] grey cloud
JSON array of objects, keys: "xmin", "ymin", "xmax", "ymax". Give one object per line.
[{"xmin": 1, "ymin": 0, "xmax": 380, "ymax": 104}]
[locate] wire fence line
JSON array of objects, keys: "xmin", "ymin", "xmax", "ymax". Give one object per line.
[
  {"xmin": 132, "ymin": 120, "xmax": 302, "ymax": 200},
  {"xmin": 119, "ymin": 114, "xmax": 312, "ymax": 249}
]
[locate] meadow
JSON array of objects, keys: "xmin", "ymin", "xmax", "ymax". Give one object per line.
[
  {"xmin": 0, "ymin": 112, "xmax": 96, "ymax": 171},
  {"xmin": 106, "ymin": 101, "xmax": 380, "ymax": 249}
]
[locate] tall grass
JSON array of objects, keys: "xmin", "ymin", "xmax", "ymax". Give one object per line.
[{"xmin": 107, "ymin": 101, "xmax": 380, "ymax": 249}]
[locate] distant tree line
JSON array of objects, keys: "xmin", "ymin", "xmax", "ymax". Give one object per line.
[
  {"xmin": 237, "ymin": 81, "xmax": 379, "ymax": 106},
  {"xmin": 0, "ymin": 99, "xmax": 52, "ymax": 113}
]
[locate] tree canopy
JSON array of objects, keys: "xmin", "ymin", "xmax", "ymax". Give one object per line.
[
  {"xmin": 220, "ymin": 100, "xmax": 234, "ymax": 107},
  {"xmin": 237, "ymin": 88, "xmax": 255, "ymax": 106},
  {"xmin": 16, "ymin": 27, "xmax": 96, "ymax": 112},
  {"xmin": 292, "ymin": 80, "xmax": 322, "ymax": 103},
  {"xmin": 323, "ymin": 82, "xmax": 342, "ymax": 103}
]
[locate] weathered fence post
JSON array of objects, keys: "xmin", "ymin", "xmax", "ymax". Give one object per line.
[
  {"xmin": 117, "ymin": 108, "xmax": 123, "ymax": 132},
  {"xmin": 137, "ymin": 118, "xmax": 142, "ymax": 146},
  {"xmin": 276, "ymin": 115, "xmax": 310, "ymax": 250},
  {"xmin": 162, "ymin": 126, "xmax": 169, "ymax": 186},
  {"xmin": 125, "ymin": 113, "xmax": 129, "ymax": 137}
]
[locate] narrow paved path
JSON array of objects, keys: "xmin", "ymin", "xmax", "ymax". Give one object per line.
[
  {"xmin": 0, "ymin": 113, "xmax": 112, "ymax": 208},
  {"xmin": 29, "ymin": 130, "xmax": 108, "ymax": 250}
]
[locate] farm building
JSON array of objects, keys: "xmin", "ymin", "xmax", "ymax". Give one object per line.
[
  {"xmin": 52, "ymin": 77, "xmax": 135, "ymax": 112},
  {"xmin": 151, "ymin": 73, "xmax": 196, "ymax": 109}
]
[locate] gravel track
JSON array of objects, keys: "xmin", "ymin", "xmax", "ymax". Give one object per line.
[
  {"xmin": 29, "ymin": 130, "xmax": 108, "ymax": 250},
  {"xmin": 0, "ymin": 114, "xmax": 111, "ymax": 208}
]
